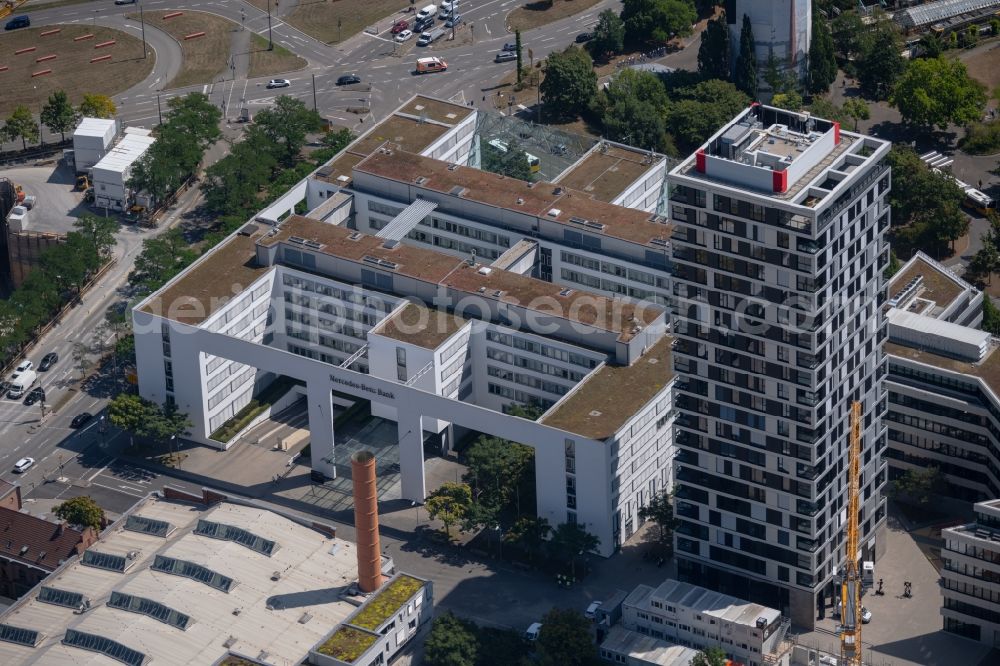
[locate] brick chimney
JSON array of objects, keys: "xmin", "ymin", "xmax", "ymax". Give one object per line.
[{"xmin": 351, "ymin": 450, "xmax": 383, "ymax": 593}]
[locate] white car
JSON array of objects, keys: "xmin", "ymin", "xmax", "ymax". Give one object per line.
[
  {"xmin": 524, "ymin": 622, "xmax": 542, "ymax": 641},
  {"xmin": 861, "ymin": 606, "xmax": 872, "ymax": 624},
  {"xmin": 395, "ymin": 29, "xmax": 413, "ymax": 42},
  {"xmin": 266, "ymin": 79, "xmax": 291, "ymax": 89},
  {"xmin": 15, "ymin": 360, "xmax": 32, "ymax": 373},
  {"xmin": 585, "ymin": 600, "xmax": 602, "ymax": 619},
  {"xmin": 13, "ymin": 457, "xmax": 34, "ymax": 473}
]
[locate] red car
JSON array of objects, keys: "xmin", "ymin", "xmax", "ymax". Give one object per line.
[{"xmin": 391, "ymin": 20, "xmax": 409, "ymax": 34}]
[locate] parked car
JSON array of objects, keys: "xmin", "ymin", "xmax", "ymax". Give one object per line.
[
  {"xmin": 23, "ymin": 387, "xmax": 44, "ymax": 406},
  {"xmin": 12, "ymin": 457, "xmax": 34, "ymax": 473},
  {"xmin": 71, "ymin": 412, "xmax": 93, "ymax": 429},
  {"xmin": 495, "ymin": 51, "xmax": 517, "ymax": 63},
  {"xmin": 524, "ymin": 622, "xmax": 542, "ymax": 641},
  {"xmin": 585, "ymin": 601, "xmax": 602, "ymax": 620},
  {"xmin": 391, "ymin": 19, "xmax": 409, "ymax": 34},
  {"xmin": 502, "ymin": 42, "xmax": 516, "ymax": 52},
  {"xmin": 445, "ymin": 14, "xmax": 462, "ymax": 27},
  {"xmin": 861, "ymin": 607, "xmax": 872, "ymax": 624},
  {"xmin": 39, "ymin": 352, "xmax": 58, "ymax": 371},
  {"xmin": 395, "ymin": 29, "xmax": 413, "ymax": 42},
  {"xmin": 575, "ymin": 32, "xmax": 592, "ymax": 43},
  {"xmin": 15, "ymin": 360, "xmax": 32, "ymax": 373},
  {"xmin": 4, "ymin": 16, "xmax": 30, "ymax": 31},
  {"xmin": 115, "ymin": 0, "xmax": 138, "ymax": 4},
  {"xmin": 266, "ymin": 78, "xmax": 291, "ymax": 89},
  {"xmin": 336, "ymin": 74, "xmax": 361, "ymax": 86}
]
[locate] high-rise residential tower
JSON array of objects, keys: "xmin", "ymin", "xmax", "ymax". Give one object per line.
[{"xmin": 667, "ymin": 104, "xmax": 891, "ymax": 627}]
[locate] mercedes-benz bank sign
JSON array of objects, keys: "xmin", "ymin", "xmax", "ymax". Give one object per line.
[{"xmin": 330, "ymin": 375, "xmax": 396, "ymax": 401}]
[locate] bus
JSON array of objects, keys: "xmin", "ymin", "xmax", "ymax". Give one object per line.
[{"xmin": 487, "ymin": 139, "xmax": 540, "ymax": 173}]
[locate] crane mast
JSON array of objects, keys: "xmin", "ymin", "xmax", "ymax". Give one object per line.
[{"xmin": 840, "ymin": 401, "xmax": 863, "ymax": 666}]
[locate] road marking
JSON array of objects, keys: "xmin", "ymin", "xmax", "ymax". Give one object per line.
[
  {"xmin": 92, "ymin": 481, "xmax": 143, "ymax": 497},
  {"xmin": 202, "ymin": 84, "xmax": 209, "ymax": 94},
  {"xmin": 87, "ymin": 457, "xmax": 114, "ymax": 482},
  {"xmin": 148, "ymin": 77, "xmax": 161, "ymax": 89}
]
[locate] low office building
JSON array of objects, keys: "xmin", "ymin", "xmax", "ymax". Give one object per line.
[
  {"xmin": 619, "ymin": 578, "xmax": 791, "ymax": 666},
  {"xmin": 882, "ymin": 252, "xmax": 1000, "ymax": 501},
  {"xmin": 0, "ymin": 489, "xmax": 403, "ymax": 666},
  {"xmin": 941, "ymin": 499, "xmax": 1000, "ymax": 645},
  {"xmin": 71, "ymin": 117, "xmax": 117, "ymax": 172},
  {"xmin": 599, "ymin": 625, "xmax": 702, "ymax": 666},
  {"xmin": 91, "ymin": 127, "xmax": 155, "ymax": 211}
]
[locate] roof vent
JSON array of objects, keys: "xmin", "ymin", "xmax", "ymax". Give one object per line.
[
  {"xmin": 478, "ymin": 287, "xmax": 486, "ymax": 293},
  {"xmin": 558, "ymin": 288, "xmax": 574, "ymax": 297},
  {"xmin": 127, "ymin": 551, "xmax": 139, "ymax": 560},
  {"xmin": 19, "ymin": 545, "xmax": 28, "ymax": 555},
  {"xmin": 492, "ymin": 290, "xmax": 503, "ymax": 297},
  {"xmin": 299, "ymin": 612, "xmax": 313, "ymax": 624},
  {"xmin": 348, "ymin": 232, "xmax": 363, "ymax": 241},
  {"xmin": 447, "ymin": 164, "xmax": 459, "ymax": 171},
  {"xmin": 589, "ymin": 410, "xmax": 602, "ymax": 417},
  {"xmin": 478, "ymin": 267, "xmax": 492, "ymax": 275},
  {"xmin": 337, "ymin": 175, "xmax": 351, "ymax": 184},
  {"xmin": 383, "ymin": 239, "xmax": 400, "ymax": 250},
  {"xmin": 414, "ymin": 176, "xmax": 428, "ymax": 185},
  {"xmin": 224, "ymin": 636, "xmax": 237, "ymax": 647},
  {"xmin": 547, "ymin": 208, "xmax": 561, "ymax": 217},
  {"xmin": 516, "ymin": 197, "xmax": 524, "ymax": 205},
  {"xmin": 449, "ymin": 185, "xmax": 466, "ymax": 197},
  {"xmin": 553, "ymin": 187, "xmax": 564, "ymax": 195},
  {"xmin": 271, "ymin": 571, "xmax": 281, "ymax": 581}
]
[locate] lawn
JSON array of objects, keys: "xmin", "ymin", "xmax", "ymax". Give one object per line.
[
  {"xmin": 132, "ymin": 10, "xmax": 233, "ymax": 89},
  {"xmin": 0, "ymin": 25, "xmax": 152, "ymax": 117},
  {"xmin": 247, "ymin": 33, "xmax": 307, "ymax": 78},
  {"xmin": 960, "ymin": 40, "xmax": 1000, "ymax": 99},
  {"xmin": 506, "ymin": 0, "xmax": 602, "ymax": 33},
  {"xmin": 286, "ymin": 0, "xmax": 408, "ymax": 44}
]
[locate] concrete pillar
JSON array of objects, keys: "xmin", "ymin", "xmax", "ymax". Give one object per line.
[
  {"xmin": 398, "ymin": 409, "xmax": 426, "ymax": 502},
  {"xmin": 308, "ymin": 382, "xmax": 336, "ymax": 480}
]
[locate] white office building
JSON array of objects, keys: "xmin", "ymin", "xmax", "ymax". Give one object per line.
[
  {"xmin": 133, "ymin": 97, "xmax": 679, "ymax": 555},
  {"xmin": 618, "ymin": 579, "xmax": 791, "ymax": 666},
  {"xmin": 668, "ymin": 103, "xmax": 891, "ymax": 627},
  {"xmin": 941, "ymin": 499, "xmax": 1000, "ymax": 646}
]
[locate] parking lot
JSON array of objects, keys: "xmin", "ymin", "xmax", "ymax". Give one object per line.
[{"xmin": 4, "ymin": 162, "xmax": 90, "ymax": 234}]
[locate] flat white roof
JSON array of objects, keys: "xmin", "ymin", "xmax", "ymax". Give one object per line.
[
  {"xmin": 92, "ymin": 133, "xmax": 156, "ymax": 174},
  {"xmin": 629, "ymin": 579, "xmax": 782, "ymax": 628},
  {"xmin": 888, "ymin": 309, "xmax": 990, "ymax": 348},
  {"xmin": 601, "ymin": 626, "xmax": 701, "ymax": 666},
  {"xmin": 0, "ymin": 496, "xmax": 359, "ymax": 666},
  {"xmin": 74, "ymin": 117, "xmax": 116, "ymax": 139}
]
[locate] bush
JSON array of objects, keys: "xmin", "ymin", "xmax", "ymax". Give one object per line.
[{"xmin": 962, "ymin": 121, "xmax": 1000, "ymax": 155}]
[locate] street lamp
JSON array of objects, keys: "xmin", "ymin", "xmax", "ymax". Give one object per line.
[
  {"xmin": 139, "ymin": 2, "xmax": 147, "ymax": 59},
  {"xmin": 267, "ymin": 0, "xmax": 274, "ymax": 50},
  {"xmin": 494, "ymin": 524, "xmax": 503, "ymax": 560}
]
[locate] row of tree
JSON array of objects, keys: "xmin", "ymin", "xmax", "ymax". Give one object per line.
[
  {"xmin": 0, "ymin": 215, "xmax": 117, "ymax": 369},
  {"xmin": 885, "ymin": 146, "xmax": 968, "ymax": 257},
  {"xmin": 107, "ymin": 393, "xmax": 192, "ymax": 449},
  {"xmin": 2, "ymin": 93, "xmax": 117, "ymax": 150}
]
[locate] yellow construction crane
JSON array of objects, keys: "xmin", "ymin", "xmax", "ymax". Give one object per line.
[{"xmin": 840, "ymin": 401, "xmax": 863, "ymax": 666}]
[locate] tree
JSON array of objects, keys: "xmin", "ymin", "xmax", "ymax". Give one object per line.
[
  {"xmin": 41, "ymin": 90, "xmax": 79, "ymax": 142},
  {"xmin": 807, "ymin": 97, "xmax": 848, "ymax": 125},
  {"xmin": 506, "ymin": 403, "xmax": 544, "ymax": 420},
  {"xmin": 539, "ymin": 46, "xmax": 597, "ymax": 122},
  {"xmin": 984, "ymin": 296, "xmax": 1000, "ymax": 335},
  {"xmin": 690, "ymin": 646, "xmax": 729, "ymax": 666},
  {"xmin": 591, "ymin": 9, "xmax": 625, "ymax": 58},
  {"xmin": 74, "ymin": 214, "xmax": 118, "ymax": 260},
  {"xmin": 734, "ymin": 14, "xmax": 757, "ymax": 99},
  {"xmin": 536, "ymin": 608, "xmax": 597, "ymax": 666},
  {"xmin": 890, "ymin": 466, "xmax": 943, "ymax": 505},
  {"xmin": 54, "ymin": 496, "xmax": 105, "ymax": 531},
  {"xmin": 884, "ymin": 248, "xmax": 901, "ymax": 280},
  {"xmin": 831, "ymin": 10, "xmax": 865, "ymax": 60},
  {"xmin": 480, "ymin": 139, "xmax": 535, "ymax": 182},
  {"xmin": 890, "ymin": 56, "xmax": 987, "ymax": 130},
  {"xmin": 78, "ymin": 93, "xmax": 117, "ymax": 119},
  {"xmin": 808, "ymin": 12, "xmax": 837, "ymax": 94},
  {"xmin": 970, "ymin": 239, "xmax": 1000, "ymax": 284},
  {"xmin": 697, "ymin": 11, "xmax": 730, "ymax": 81},
  {"xmin": 423, "ymin": 612, "xmax": 478, "ymax": 666},
  {"xmin": 841, "ymin": 98, "xmax": 870, "ymax": 131},
  {"xmin": 163, "ymin": 92, "xmax": 222, "ymax": 149},
  {"xmin": 129, "ymin": 227, "xmax": 198, "ymax": 296},
  {"xmin": 254, "ymin": 95, "xmax": 323, "ymax": 165},
  {"xmin": 638, "ymin": 490, "xmax": 677, "ymax": 551},
  {"xmin": 856, "ymin": 12, "xmax": 905, "ymax": 100},
  {"xmin": 504, "ymin": 516, "xmax": 551, "ymax": 562},
  {"xmin": 667, "ymin": 79, "xmax": 750, "ymax": 153},
  {"xmin": 604, "ymin": 97, "xmax": 674, "ymax": 153},
  {"xmin": 886, "ymin": 146, "xmax": 968, "ymax": 256},
  {"xmin": 6, "ymin": 105, "xmax": 38, "ymax": 150},
  {"xmin": 107, "ymin": 393, "xmax": 157, "ymax": 444},
  {"xmin": 425, "ymin": 482, "xmax": 472, "ymax": 538},
  {"xmin": 202, "ymin": 129, "xmax": 278, "ymax": 216},
  {"xmin": 463, "ymin": 436, "xmax": 534, "ymax": 516},
  {"xmin": 548, "ymin": 522, "xmax": 600, "ymax": 578},
  {"xmin": 770, "ymin": 91, "xmax": 803, "ymax": 111},
  {"xmin": 621, "ymin": 0, "xmax": 696, "ymax": 45},
  {"xmin": 917, "ymin": 31, "xmax": 943, "ymax": 59}
]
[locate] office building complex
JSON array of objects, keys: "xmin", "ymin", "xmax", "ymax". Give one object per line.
[
  {"xmin": 941, "ymin": 499, "xmax": 1000, "ymax": 645},
  {"xmin": 881, "ymin": 252, "xmax": 1000, "ymax": 501},
  {"xmin": 668, "ymin": 103, "xmax": 891, "ymax": 626},
  {"xmin": 133, "ymin": 96, "xmax": 678, "ymax": 556}
]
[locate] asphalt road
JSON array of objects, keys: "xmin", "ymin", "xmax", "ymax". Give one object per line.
[{"xmin": 9, "ymin": 0, "xmax": 622, "ymax": 140}]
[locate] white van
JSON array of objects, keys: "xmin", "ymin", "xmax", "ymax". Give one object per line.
[
  {"xmin": 8, "ymin": 369, "xmax": 36, "ymax": 399},
  {"xmin": 416, "ymin": 4, "xmax": 437, "ymax": 20}
]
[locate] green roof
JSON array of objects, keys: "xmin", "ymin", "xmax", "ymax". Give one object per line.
[
  {"xmin": 316, "ymin": 626, "xmax": 378, "ymax": 664},
  {"xmin": 351, "ymin": 575, "xmax": 424, "ymax": 631}
]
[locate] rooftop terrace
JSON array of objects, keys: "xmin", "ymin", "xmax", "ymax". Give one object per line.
[
  {"xmin": 540, "ymin": 336, "xmax": 673, "ymax": 440},
  {"xmin": 354, "ymin": 147, "xmax": 672, "ymax": 247},
  {"xmin": 887, "ymin": 253, "xmax": 967, "ymax": 314},
  {"xmin": 555, "ymin": 144, "xmax": 662, "ymax": 203}
]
